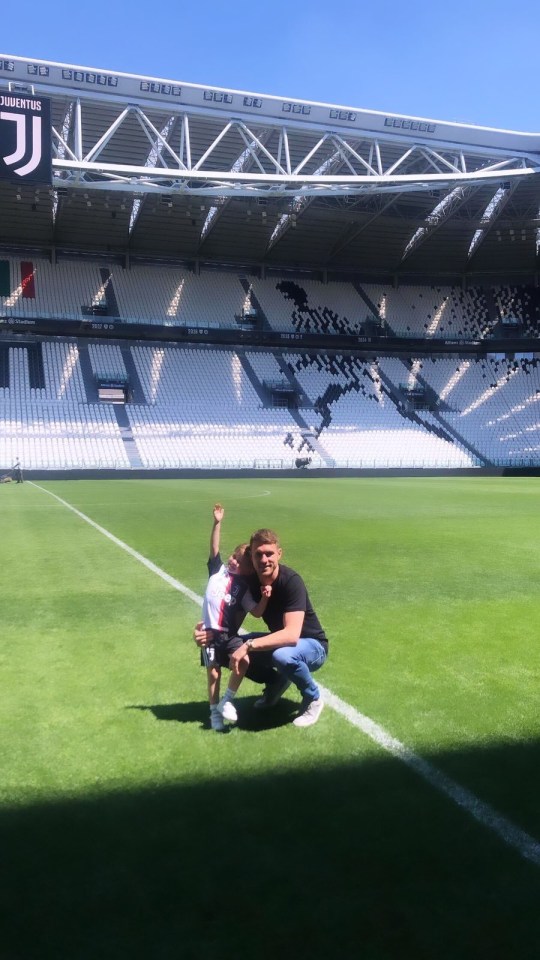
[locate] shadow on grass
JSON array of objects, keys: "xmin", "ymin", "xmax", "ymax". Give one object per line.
[
  {"xmin": 3, "ymin": 742, "xmax": 540, "ymax": 960},
  {"xmin": 127, "ymin": 697, "xmax": 299, "ymax": 730}
]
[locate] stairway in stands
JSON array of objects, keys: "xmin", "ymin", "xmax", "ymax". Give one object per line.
[
  {"xmin": 113, "ymin": 404, "xmax": 144, "ymax": 467},
  {"xmin": 237, "ymin": 349, "xmax": 335, "ymax": 466},
  {"xmin": 120, "ymin": 344, "xmax": 146, "ymax": 404},
  {"xmin": 77, "ymin": 340, "xmax": 143, "ymax": 467},
  {"xmin": 388, "ymin": 358, "xmax": 488, "ymax": 465},
  {"xmin": 77, "ymin": 341, "xmax": 100, "ymax": 401},
  {"xmin": 353, "ymin": 282, "xmax": 397, "ymax": 336}
]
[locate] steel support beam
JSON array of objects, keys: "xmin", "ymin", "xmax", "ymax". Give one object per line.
[{"xmin": 44, "ymin": 98, "xmax": 540, "ymax": 199}]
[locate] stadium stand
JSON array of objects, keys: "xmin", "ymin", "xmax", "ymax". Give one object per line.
[
  {"xmin": 1, "ymin": 55, "xmax": 540, "ymax": 473},
  {"xmin": 2, "ymin": 255, "xmax": 540, "ymax": 347},
  {"xmin": 360, "ymin": 284, "xmax": 494, "ymax": 340},
  {"xmin": 3, "ymin": 325, "xmax": 540, "ymax": 470},
  {"xmin": 0, "ymin": 341, "xmax": 128, "ymax": 468},
  {"xmin": 252, "ymin": 278, "xmax": 365, "ymax": 335},
  {"xmin": 4, "ymin": 252, "xmax": 540, "ymax": 472}
]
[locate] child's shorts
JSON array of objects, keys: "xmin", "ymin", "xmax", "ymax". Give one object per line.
[{"xmin": 200, "ymin": 632, "xmax": 245, "ymax": 669}]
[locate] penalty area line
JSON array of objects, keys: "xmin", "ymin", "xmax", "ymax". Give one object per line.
[{"xmin": 30, "ymin": 481, "xmax": 540, "ymax": 869}]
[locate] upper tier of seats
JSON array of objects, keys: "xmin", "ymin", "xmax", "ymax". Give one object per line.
[{"xmin": 2, "ymin": 256, "xmax": 539, "ymax": 341}]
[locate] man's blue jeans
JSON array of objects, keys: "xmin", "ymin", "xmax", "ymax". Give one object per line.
[{"xmin": 245, "ymin": 634, "xmax": 327, "ymax": 702}]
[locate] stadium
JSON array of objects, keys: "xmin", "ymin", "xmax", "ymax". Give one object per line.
[
  {"xmin": 2, "ymin": 54, "xmax": 540, "ymax": 475},
  {"xmin": 2, "ymin": 53, "xmax": 540, "ymax": 960}
]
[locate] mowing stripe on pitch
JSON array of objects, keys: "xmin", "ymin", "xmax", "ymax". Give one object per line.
[{"xmin": 30, "ymin": 481, "xmax": 540, "ymax": 868}]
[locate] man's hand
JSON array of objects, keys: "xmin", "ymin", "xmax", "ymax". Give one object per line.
[
  {"xmin": 213, "ymin": 503, "xmax": 224, "ymax": 524},
  {"xmin": 193, "ymin": 621, "xmax": 211, "ymax": 647},
  {"xmin": 230, "ymin": 644, "xmax": 248, "ymax": 675}
]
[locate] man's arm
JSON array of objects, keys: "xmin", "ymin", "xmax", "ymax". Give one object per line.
[
  {"xmin": 230, "ymin": 610, "xmax": 304, "ymax": 673},
  {"xmin": 210, "ymin": 503, "xmax": 224, "ymax": 559},
  {"xmin": 193, "ymin": 609, "xmax": 247, "ymax": 648}
]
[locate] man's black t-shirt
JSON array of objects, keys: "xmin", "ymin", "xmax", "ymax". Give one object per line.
[{"xmin": 247, "ymin": 564, "xmax": 327, "ymax": 645}]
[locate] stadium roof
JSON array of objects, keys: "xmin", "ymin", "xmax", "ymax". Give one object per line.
[{"xmin": 1, "ymin": 54, "xmax": 540, "ymax": 280}]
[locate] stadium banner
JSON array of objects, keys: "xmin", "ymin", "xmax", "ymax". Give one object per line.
[
  {"xmin": 21, "ymin": 261, "xmax": 36, "ymax": 298},
  {"xmin": 0, "ymin": 95, "xmax": 52, "ymax": 184},
  {"xmin": 0, "ymin": 314, "xmax": 533, "ymax": 356}
]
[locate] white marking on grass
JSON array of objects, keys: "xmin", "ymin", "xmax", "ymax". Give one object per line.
[
  {"xmin": 29, "ymin": 482, "xmax": 202, "ymax": 605},
  {"xmin": 30, "ymin": 481, "xmax": 540, "ymax": 868},
  {"xmin": 319, "ymin": 685, "xmax": 540, "ymax": 868}
]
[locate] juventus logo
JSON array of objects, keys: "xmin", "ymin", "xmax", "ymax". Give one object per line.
[
  {"xmin": 0, "ymin": 111, "xmax": 42, "ymax": 177},
  {"xmin": 0, "ymin": 96, "xmax": 51, "ymax": 184}
]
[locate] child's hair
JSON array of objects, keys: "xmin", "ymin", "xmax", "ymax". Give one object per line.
[
  {"xmin": 233, "ymin": 543, "xmax": 253, "ymax": 572},
  {"xmin": 232, "ymin": 542, "xmax": 249, "ymax": 560}
]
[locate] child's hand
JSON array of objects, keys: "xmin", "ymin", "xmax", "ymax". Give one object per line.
[
  {"xmin": 193, "ymin": 621, "xmax": 210, "ymax": 646},
  {"xmin": 261, "ymin": 584, "xmax": 272, "ymax": 598},
  {"xmin": 213, "ymin": 503, "xmax": 224, "ymax": 523}
]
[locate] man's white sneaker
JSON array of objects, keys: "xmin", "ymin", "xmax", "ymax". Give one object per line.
[
  {"xmin": 218, "ymin": 699, "xmax": 238, "ymax": 723},
  {"xmin": 254, "ymin": 676, "xmax": 292, "ymax": 710},
  {"xmin": 293, "ymin": 697, "xmax": 324, "ymax": 728},
  {"xmin": 210, "ymin": 708, "xmax": 226, "ymax": 732}
]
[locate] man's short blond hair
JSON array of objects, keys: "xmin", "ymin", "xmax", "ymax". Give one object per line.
[{"xmin": 250, "ymin": 528, "xmax": 280, "ymax": 551}]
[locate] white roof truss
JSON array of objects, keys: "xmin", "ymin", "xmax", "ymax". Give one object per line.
[
  {"xmin": 198, "ymin": 129, "xmax": 274, "ymax": 248},
  {"xmin": 46, "ymin": 98, "xmax": 540, "ymax": 200},
  {"xmin": 266, "ymin": 143, "xmax": 346, "ymax": 252}
]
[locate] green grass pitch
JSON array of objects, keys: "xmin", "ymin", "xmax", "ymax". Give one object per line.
[{"xmin": 2, "ymin": 476, "xmax": 540, "ymax": 959}]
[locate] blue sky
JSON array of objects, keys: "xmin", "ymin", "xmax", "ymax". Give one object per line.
[{"xmin": 2, "ymin": 0, "xmax": 539, "ymax": 131}]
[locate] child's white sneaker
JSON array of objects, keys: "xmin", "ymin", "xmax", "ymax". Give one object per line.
[
  {"xmin": 218, "ymin": 699, "xmax": 238, "ymax": 723},
  {"xmin": 210, "ymin": 707, "xmax": 226, "ymax": 732}
]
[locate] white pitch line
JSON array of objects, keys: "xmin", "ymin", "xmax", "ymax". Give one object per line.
[
  {"xmin": 30, "ymin": 482, "xmax": 203, "ymax": 605},
  {"xmin": 30, "ymin": 481, "xmax": 540, "ymax": 868},
  {"xmin": 319, "ymin": 685, "xmax": 540, "ymax": 868}
]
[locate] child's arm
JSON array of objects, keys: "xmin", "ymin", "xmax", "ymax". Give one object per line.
[
  {"xmin": 210, "ymin": 503, "xmax": 224, "ymax": 559},
  {"xmin": 243, "ymin": 584, "xmax": 272, "ymax": 619}
]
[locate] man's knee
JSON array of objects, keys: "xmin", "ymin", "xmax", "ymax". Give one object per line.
[
  {"xmin": 273, "ymin": 639, "xmax": 326, "ymax": 673},
  {"xmin": 272, "ymin": 646, "xmax": 296, "ymax": 670}
]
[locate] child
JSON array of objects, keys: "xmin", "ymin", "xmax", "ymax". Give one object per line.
[{"xmin": 198, "ymin": 503, "xmax": 271, "ymax": 731}]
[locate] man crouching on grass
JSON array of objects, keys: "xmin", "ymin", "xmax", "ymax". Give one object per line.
[{"xmin": 230, "ymin": 528, "xmax": 328, "ymax": 728}]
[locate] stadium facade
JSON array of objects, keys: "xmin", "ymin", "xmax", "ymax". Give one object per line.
[{"xmin": 1, "ymin": 55, "xmax": 540, "ymax": 475}]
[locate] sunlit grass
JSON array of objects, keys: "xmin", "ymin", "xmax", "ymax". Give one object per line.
[{"xmin": 2, "ymin": 476, "xmax": 540, "ymax": 959}]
